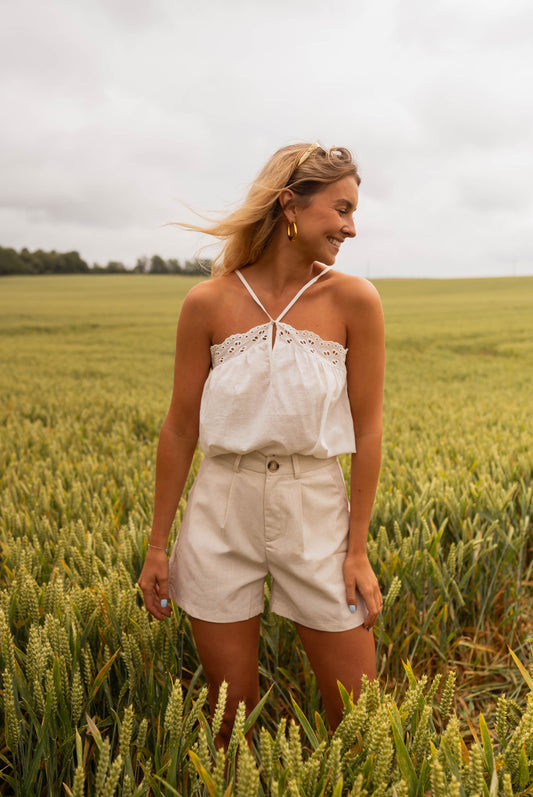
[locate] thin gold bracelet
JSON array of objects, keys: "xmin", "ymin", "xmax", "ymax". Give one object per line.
[{"xmin": 147, "ymin": 543, "xmax": 168, "ymax": 552}]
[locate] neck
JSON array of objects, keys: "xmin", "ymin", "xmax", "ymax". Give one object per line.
[{"xmin": 245, "ymin": 227, "xmax": 321, "ymax": 294}]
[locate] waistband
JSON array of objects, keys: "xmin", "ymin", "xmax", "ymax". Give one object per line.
[{"xmin": 211, "ymin": 451, "xmax": 336, "ymax": 477}]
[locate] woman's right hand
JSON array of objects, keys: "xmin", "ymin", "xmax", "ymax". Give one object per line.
[{"xmin": 138, "ymin": 548, "xmax": 172, "ymax": 620}]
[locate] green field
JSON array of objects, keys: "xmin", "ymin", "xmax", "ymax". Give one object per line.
[{"xmin": 1, "ymin": 274, "xmax": 532, "ymax": 795}]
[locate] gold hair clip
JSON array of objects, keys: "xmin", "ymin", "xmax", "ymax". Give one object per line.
[{"xmin": 297, "ymin": 141, "xmax": 322, "ymax": 168}]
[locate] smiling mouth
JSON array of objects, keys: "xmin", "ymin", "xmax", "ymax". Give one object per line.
[{"xmin": 327, "ymin": 237, "xmax": 342, "ymax": 249}]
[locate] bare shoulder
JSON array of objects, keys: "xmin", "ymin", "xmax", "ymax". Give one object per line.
[
  {"xmin": 179, "ymin": 273, "xmax": 234, "ymax": 322},
  {"xmin": 181, "ymin": 275, "xmax": 220, "ymax": 311},
  {"xmin": 327, "ymin": 271, "xmax": 383, "ymax": 320},
  {"xmin": 327, "ymin": 273, "xmax": 385, "ymax": 362}
]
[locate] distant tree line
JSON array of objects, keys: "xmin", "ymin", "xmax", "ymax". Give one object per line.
[{"xmin": 0, "ymin": 246, "xmax": 210, "ymax": 276}]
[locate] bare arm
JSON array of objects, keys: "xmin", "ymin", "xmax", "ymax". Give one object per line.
[
  {"xmin": 138, "ymin": 284, "xmax": 212, "ymax": 619},
  {"xmin": 343, "ymin": 277, "xmax": 385, "ymax": 629}
]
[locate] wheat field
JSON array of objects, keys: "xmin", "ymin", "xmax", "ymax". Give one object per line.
[{"xmin": 1, "ymin": 274, "xmax": 532, "ymax": 795}]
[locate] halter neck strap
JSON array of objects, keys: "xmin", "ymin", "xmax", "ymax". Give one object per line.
[
  {"xmin": 235, "ymin": 270, "xmax": 273, "ymax": 321},
  {"xmin": 236, "ymin": 266, "xmax": 334, "ymax": 323}
]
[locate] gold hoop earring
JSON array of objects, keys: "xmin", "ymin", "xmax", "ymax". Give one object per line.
[{"xmin": 287, "ymin": 221, "xmax": 298, "ymax": 242}]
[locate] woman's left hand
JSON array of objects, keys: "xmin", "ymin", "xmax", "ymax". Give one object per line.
[
  {"xmin": 343, "ymin": 552, "xmax": 382, "ymax": 630},
  {"xmin": 138, "ymin": 548, "xmax": 173, "ymax": 620}
]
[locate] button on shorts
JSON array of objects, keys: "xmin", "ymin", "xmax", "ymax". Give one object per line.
[{"xmin": 168, "ymin": 452, "xmax": 368, "ymax": 632}]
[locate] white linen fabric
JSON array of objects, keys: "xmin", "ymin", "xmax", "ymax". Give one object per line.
[
  {"xmin": 198, "ymin": 266, "xmax": 356, "ymax": 458},
  {"xmin": 169, "ymin": 451, "xmax": 367, "ymax": 631}
]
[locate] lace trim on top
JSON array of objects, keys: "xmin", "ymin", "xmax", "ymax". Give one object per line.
[{"xmin": 211, "ymin": 322, "xmax": 347, "ymax": 369}]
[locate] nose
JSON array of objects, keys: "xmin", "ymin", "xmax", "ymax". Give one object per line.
[{"xmin": 343, "ymin": 216, "xmax": 356, "ymax": 238}]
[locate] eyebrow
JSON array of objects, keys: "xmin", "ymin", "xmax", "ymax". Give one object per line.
[{"xmin": 336, "ymin": 199, "xmax": 357, "ymax": 212}]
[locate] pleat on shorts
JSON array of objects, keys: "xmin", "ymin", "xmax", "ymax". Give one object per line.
[{"xmin": 168, "ymin": 452, "xmax": 368, "ymax": 632}]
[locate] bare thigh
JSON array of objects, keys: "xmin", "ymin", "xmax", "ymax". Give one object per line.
[
  {"xmin": 295, "ymin": 622, "xmax": 376, "ymax": 728},
  {"xmin": 190, "ymin": 615, "xmax": 261, "ymax": 747}
]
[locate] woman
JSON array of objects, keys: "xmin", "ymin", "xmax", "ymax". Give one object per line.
[{"xmin": 138, "ymin": 142, "xmax": 384, "ymax": 742}]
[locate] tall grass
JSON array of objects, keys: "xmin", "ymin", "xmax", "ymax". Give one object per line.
[{"xmin": 1, "ymin": 275, "xmax": 532, "ymax": 794}]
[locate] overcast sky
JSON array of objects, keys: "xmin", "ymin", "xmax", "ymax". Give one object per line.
[{"xmin": 1, "ymin": 0, "xmax": 532, "ymax": 278}]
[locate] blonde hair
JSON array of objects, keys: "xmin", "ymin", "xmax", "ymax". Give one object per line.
[{"xmin": 177, "ymin": 143, "xmax": 360, "ymax": 276}]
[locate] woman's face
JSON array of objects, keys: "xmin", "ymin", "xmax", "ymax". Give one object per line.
[{"xmin": 295, "ymin": 176, "xmax": 358, "ymax": 265}]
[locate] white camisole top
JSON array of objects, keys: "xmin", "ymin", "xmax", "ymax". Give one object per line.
[{"xmin": 198, "ymin": 266, "xmax": 356, "ymax": 458}]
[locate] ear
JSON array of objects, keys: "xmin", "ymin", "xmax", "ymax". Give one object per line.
[{"xmin": 279, "ymin": 188, "xmax": 297, "ymax": 222}]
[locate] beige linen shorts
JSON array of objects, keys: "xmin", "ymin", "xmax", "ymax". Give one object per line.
[{"xmin": 168, "ymin": 452, "xmax": 368, "ymax": 632}]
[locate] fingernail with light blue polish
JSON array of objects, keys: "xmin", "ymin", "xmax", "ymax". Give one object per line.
[
  {"xmin": 160, "ymin": 599, "xmax": 167, "ymax": 608},
  {"xmin": 349, "ymin": 604, "xmax": 356, "ymax": 613}
]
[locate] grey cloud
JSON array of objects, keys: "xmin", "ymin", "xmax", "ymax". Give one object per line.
[
  {"xmin": 455, "ymin": 150, "xmax": 533, "ymax": 214},
  {"xmin": 414, "ymin": 74, "xmax": 533, "ymax": 151},
  {"xmin": 1, "ymin": 0, "xmax": 532, "ymax": 277}
]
